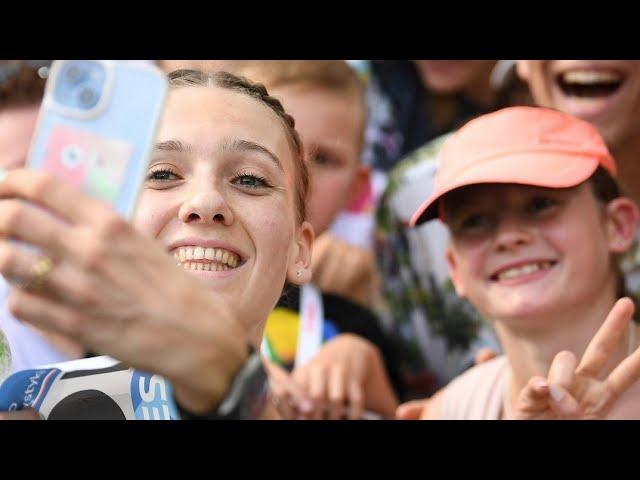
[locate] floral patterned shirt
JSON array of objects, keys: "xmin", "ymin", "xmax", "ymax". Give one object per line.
[{"xmin": 375, "ymin": 134, "xmax": 500, "ymax": 397}]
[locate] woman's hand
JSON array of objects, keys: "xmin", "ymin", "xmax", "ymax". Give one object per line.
[
  {"xmin": 291, "ymin": 333, "xmax": 398, "ymax": 420},
  {"xmin": 0, "ymin": 169, "xmax": 248, "ymax": 414},
  {"xmin": 311, "ymin": 233, "xmax": 378, "ymax": 308},
  {"xmin": 512, "ymin": 297, "xmax": 640, "ymax": 420}
]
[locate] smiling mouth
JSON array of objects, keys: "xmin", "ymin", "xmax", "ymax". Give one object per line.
[
  {"xmin": 173, "ymin": 246, "xmax": 242, "ymax": 272},
  {"xmin": 556, "ymin": 70, "xmax": 625, "ymax": 98},
  {"xmin": 491, "ymin": 260, "xmax": 557, "ymax": 282}
]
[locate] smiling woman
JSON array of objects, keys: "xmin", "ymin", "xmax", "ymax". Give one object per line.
[
  {"xmin": 0, "ymin": 69, "xmax": 314, "ymax": 418},
  {"xmin": 516, "ymin": 61, "xmax": 640, "ymax": 207},
  {"xmin": 128, "ymin": 70, "xmax": 315, "ymax": 343}
]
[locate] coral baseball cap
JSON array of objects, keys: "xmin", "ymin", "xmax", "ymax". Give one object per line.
[{"xmin": 410, "ymin": 106, "xmax": 617, "ymax": 226}]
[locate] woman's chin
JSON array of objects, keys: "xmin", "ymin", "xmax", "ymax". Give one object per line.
[{"xmin": 486, "ymin": 296, "xmax": 561, "ymax": 327}]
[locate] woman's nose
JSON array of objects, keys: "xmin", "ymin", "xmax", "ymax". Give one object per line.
[
  {"xmin": 493, "ymin": 216, "xmax": 532, "ymax": 252},
  {"xmin": 178, "ymin": 187, "xmax": 234, "ymax": 226}
]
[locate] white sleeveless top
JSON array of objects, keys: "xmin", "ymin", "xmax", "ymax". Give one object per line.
[
  {"xmin": 441, "ymin": 324, "xmax": 638, "ymax": 420},
  {"xmin": 441, "ymin": 355, "xmax": 510, "ymax": 420}
]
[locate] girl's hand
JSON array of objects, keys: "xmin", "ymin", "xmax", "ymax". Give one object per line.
[
  {"xmin": 512, "ymin": 298, "xmax": 640, "ymax": 419},
  {"xmin": 291, "ymin": 333, "xmax": 398, "ymax": 420},
  {"xmin": 0, "ymin": 169, "xmax": 247, "ymax": 414},
  {"xmin": 263, "ymin": 359, "xmax": 314, "ymax": 419},
  {"xmin": 396, "ymin": 398, "xmax": 432, "ymax": 420}
]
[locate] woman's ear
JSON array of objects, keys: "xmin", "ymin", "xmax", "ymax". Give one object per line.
[
  {"xmin": 446, "ymin": 245, "xmax": 466, "ymax": 298},
  {"xmin": 288, "ymin": 220, "xmax": 314, "ymax": 285},
  {"xmin": 605, "ymin": 197, "xmax": 640, "ymax": 254}
]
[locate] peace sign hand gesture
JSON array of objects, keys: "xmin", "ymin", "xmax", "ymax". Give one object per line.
[{"xmin": 512, "ymin": 298, "xmax": 640, "ymax": 420}]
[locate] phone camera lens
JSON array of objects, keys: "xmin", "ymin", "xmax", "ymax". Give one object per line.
[
  {"xmin": 65, "ymin": 65, "xmax": 84, "ymax": 84},
  {"xmin": 78, "ymin": 88, "xmax": 98, "ymax": 108}
]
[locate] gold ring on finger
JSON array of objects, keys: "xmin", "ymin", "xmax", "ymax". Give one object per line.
[{"xmin": 27, "ymin": 256, "xmax": 54, "ymax": 291}]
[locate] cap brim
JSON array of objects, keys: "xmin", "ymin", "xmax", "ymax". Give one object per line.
[{"xmin": 409, "ymin": 152, "xmax": 601, "ymax": 226}]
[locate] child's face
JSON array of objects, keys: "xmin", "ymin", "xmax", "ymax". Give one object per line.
[
  {"xmin": 269, "ymin": 85, "xmax": 368, "ymax": 236},
  {"xmin": 444, "ymin": 182, "xmax": 636, "ymax": 326}
]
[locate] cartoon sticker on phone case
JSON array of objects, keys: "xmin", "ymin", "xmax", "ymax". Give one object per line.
[{"xmin": 43, "ymin": 125, "xmax": 133, "ymax": 203}]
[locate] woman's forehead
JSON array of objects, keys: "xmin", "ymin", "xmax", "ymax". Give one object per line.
[{"xmin": 159, "ymin": 87, "xmax": 293, "ymax": 164}]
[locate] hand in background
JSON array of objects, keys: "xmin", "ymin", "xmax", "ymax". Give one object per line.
[
  {"xmin": 263, "ymin": 358, "xmax": 314, "ymax": 419},
  {"xmin": 396, "ymin": 398, "xmax": 431, "ymax": 420},
  {"xmin": 291, "ymin": 333, "xmax": 398, "ymax": 420}
]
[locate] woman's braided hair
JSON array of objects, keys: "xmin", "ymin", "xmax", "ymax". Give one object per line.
[{"xmin": 167, "ymin": 69, "xmax": 309, "ymax": 223}]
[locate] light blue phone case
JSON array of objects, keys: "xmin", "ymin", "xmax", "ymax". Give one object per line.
[{"xmin": 27, "ymin": 60, "xmax": 168, "ymax": 219}]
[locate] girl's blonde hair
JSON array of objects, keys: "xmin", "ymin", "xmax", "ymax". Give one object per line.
[{"xmin": 234, "ymin": 61, "xmax": 367, "ymax": 152}]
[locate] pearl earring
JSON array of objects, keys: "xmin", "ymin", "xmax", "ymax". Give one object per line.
[{"xmin": 296, "ymin": 270, "xmax": 302, "ymax": 277}]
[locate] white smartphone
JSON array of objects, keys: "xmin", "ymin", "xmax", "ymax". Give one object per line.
[{"xmin": 27, "ymin": 60, "xmax": 168, "ymax": 219}]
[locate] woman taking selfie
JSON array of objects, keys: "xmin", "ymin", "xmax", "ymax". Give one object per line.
[{"xmin": 0, "ymin": 69, "xmax": 324, "ymax": 419}]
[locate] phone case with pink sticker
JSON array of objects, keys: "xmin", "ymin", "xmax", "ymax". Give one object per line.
[{"xmin": 27, "ymin": 61, "xmax": 167, "ymax": 219}]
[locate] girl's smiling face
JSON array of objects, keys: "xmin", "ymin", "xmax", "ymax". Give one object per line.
[
  {"xmin": 132, "ymin": 86, "xmax": 313, "ymax": 338},
  {"xmin": 444, "ymin": 182, "xmax": 638, "ymax": 328}
]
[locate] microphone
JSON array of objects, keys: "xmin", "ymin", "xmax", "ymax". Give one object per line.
[{"xmin": 0, "ymin": 356, "xmax": 180, "ymax": 420}]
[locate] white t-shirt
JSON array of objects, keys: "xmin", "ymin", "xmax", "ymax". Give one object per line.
[{"xmin": 0, "ymin": 277, "xmax": 74, "ymax": 373}]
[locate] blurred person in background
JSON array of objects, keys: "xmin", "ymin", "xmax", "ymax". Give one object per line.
[
  {"xmin": 517, "ymin": 61, "xmax": 640, "ymax": 299},
  {"xmin": 517, "ymin": 61, "xmax": 640, "ymax": 202},
  {"xmin": 363, "ymin": 60, "xmax": 531, "ymax": 173}
]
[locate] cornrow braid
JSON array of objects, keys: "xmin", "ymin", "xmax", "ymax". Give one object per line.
[{"xmin": 167, "ymin": 69, "xmax": 309, "ymax": 223}]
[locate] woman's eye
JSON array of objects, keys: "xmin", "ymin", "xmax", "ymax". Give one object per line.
[
  {"xmin": 312, "ymin": 152, "xmax": 339, "ymax": 168},
  {"xmin": 233, "ymin": 174, "xmax": 270, "ymax": 189},
  {"xmin": 458, "ymin": 214, "xmax": 492, "ymax": 233},
  {"xmin": 527, "ymin": 197, "xmax": 557, "ymax": 214},
  {"xmin": 147, "ymin": 168, "xmax": 180, "ymax": 182}
]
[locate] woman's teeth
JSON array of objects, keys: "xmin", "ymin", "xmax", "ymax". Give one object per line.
[
  {"xmin": 181, "ymin": 262, "xmax": 231, "ymax": 272},
  {"xmin": 495, "ymin": 261, "xmax": 554, "ymax": 281},
  {"xmin": 558, "ymin": 70, "xmax": 623, "ymax": 97},
  {"xmin": 173, "ymin": 246, "xmax": 240, "ymax": 270},
  {"xmin": 562, "ymin": 70, "xmax": 622, "ymax": 84}
]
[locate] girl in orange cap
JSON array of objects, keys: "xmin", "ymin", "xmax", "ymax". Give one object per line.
[{"xmin": 404, "ymin": 106, "xmax": 640, "ymax": 419}]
